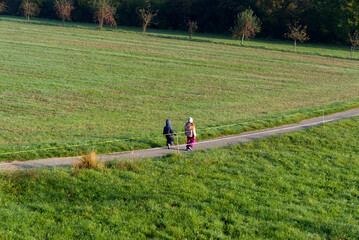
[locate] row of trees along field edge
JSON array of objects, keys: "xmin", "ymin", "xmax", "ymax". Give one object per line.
[{"xmin": 1, "ymin": 0, "xmax": 359, "ymax": 44}]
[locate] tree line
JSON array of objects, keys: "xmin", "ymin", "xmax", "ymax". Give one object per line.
[{"xmin": 1, "ymin": 0, "xmax": 358, "ymax": 45}]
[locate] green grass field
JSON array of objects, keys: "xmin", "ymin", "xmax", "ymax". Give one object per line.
[
  {"xmin": 1, "ymin": 16, "xmax": 359, "ymax": 161},
  {"xmin": 0, "ymin": 116, "xmax": 358, "ymax": 239}
]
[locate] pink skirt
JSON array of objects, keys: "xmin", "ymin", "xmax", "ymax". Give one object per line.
[{"xmin": 186, "ymin": 137, "xmax": 196, "ymax": 149}]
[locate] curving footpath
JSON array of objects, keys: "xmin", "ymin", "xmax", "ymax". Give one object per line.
[{"xmin": 1, "ymin": 108, "xmax": 359, "ymax": 171}]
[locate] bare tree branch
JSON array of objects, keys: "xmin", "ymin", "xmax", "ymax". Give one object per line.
[
  {"xmin": 348, "ymin": 30, "xmax": 359, "ymax": 58},
  {"xmin": 187, "ymin": 19, "xmax": 198, "ymax": 39},
  {"xmin": 0, "ymin": 2, "xmax": 7, "ymax": 14},
  {"xmin": 138, "ymin": 0, "xmax": 158, "ymax": 33},
  {"xmin": 20, "ymin": 0, "xmax": 40, "ymax": 23},
  {"xmin": 284, "ymin": 21, "xmax": 310, "ymax": 51}
]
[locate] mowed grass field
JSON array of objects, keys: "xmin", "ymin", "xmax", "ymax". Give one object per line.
[
  {"xmin": 1, "ymin": 16, "xmax": 359, "ymax": 160},
  {"xmin": 0, "ymin": 116, "xmax": 358, "ymax": 239}
]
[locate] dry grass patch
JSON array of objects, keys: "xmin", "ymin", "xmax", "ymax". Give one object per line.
[{"xmin": 73, "ymin": 151, "xmax": 104, "ymax": 169}]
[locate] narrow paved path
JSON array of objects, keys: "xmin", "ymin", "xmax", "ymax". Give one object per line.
[{"xmin": 1, "ymin": 108, "xmax": 358, "ymax": 171}]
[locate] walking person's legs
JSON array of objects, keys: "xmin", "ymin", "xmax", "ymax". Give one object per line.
[
  {"xmin": 187, "ymin": 137, "xmax": 195, "ymax": 151},
  {"xmin": 167, "ymin": 135, "xmax": 174, "ymax": 149},
  {"xmin": 190, "ymin": 137, "xmax": 196, "ymax": 148},
  {"xmin": 186, "ymin": 137, "xmax": 191, "ymax": 150}
]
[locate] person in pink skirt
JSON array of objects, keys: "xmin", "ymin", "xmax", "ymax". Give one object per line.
[{"xmin": 184, "ymin": 117, "xmax": 196, "ymax": 151}]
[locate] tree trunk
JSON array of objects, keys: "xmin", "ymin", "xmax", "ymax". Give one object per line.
[
  {"xmin": 350, "ymin": 46, "xmax": 354, "ymax": 58},
  {"xmin": 27, "ymin": 15, "xmax": 29, "ymax": 23},
  {"xmin": 142, "ymin": 23, "xmax": 147, "ymax": 33},
  {"xmin": 241, "ymin": 34, "xmax": 244, "ymax": 45},
  {"xmin": 294, "ymin": 39, "xmax": 297, "ymax": 52},
  {"xmin": 189, "ymin": 32, "xmax": 192, "ymax": 39},
  {"xmin": 62, "ymin": 18, "xmax": 65, "ymax": 27},
  {"xmin": 99, "ymin": 18, "xmax": 103, "ymax": 29}
]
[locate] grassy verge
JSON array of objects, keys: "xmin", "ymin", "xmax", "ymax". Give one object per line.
[
  {"xmin": 0, "ymin": 116, "xmax": 358, "ymax": 239},
  {"xmin": 1, "ymin": 16, "xmax": 359, "ymax": 161},
  {"xmin": 1, "ymin": 99, "xmax": 358, "ymax": 161}
]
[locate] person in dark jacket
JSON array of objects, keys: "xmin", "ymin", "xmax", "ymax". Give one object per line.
[{"xmin": 163, "ymin": 119, "xmax": 177, "ymax": 149}]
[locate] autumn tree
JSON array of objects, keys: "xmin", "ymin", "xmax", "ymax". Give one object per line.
[
  {"xmin": 93, "ymin": 0, "xmax": 117, "ymax": 30},
  {"xmin": 20, "ymin": 0, "xmax": 40, "ymax": 23},
  {"xmin": 54, "ymin": 0, "xmax": 75, "ymax": 26},
  {"xmin": 284, "ymin": 21, "xmax": 310, "ymax": 51},
  {"xmin": 231, "ymin": 8, "xmax": 261, "ymax": 45},
  {"xmin": 348, "ymin": 30, "xmax": 359, "ymax": 58},
  {"xmin": 187, "ymin": 19, "xmax": 198, "ymax": 39},
  {"xmin": 0, "ymin": 2, "xmax": 7, "ymax": 14},
  {"xmin": 138, "ymin": 0, "xmax": 158, "ymax": 33}
]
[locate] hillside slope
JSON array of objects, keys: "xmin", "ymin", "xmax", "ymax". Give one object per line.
[
  {"xmin": 0, "ymin": 116, "xmax": 358, "ymax": 239},
  {"xmin": 1, "ymin": 17, "xmax": 358, "ymax": 160}
]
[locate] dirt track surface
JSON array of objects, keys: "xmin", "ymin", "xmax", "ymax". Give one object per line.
[{"xmin": 1, "ymin": 108, "xmax": 359, "ymax": 171}]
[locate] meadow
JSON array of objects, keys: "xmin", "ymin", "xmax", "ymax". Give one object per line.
[
  {"xmin": 0, "ymin": 16, "xmax": 359, "ymax": 160},
  {"xmin": 0, "ymin": 116, "xmax": 358, "ymax": 239}
]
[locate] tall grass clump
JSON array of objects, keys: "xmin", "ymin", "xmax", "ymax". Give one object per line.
[{"xmin": 73, "ymin": 151, "xmax": 103, "ymax": 169}]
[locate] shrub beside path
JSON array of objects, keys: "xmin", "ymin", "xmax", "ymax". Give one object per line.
[{"xmin": 1, "ymin": 108, "xmax": 359, "ymax": 171}]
